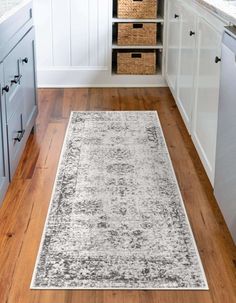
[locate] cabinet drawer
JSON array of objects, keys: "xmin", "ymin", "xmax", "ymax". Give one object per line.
[{"xmin": 7, "ymin": 104, "xmax": 26, "ymax": 178}]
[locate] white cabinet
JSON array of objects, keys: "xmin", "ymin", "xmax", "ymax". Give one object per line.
[
  {"xmin": 166, "ymin": 0, "xmax": 225, "ymax": 185},
  {"xmin": 192, "ymin": 18, "xmax": 221, "ymax": 184},
  {"xmin": 166, "ymin": 0, "xmax": 181, "ymax": 95},
  {"xmin": 177, "ymin": 3, "xmax": 197, "ymax": 132}
]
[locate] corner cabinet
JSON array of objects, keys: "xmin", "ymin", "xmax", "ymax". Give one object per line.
[
  {"xmin": 166, "ymin": 0, "xmax": 226, "ymax": 185},
  {"xmin": 0, "ymin": 64, "xmax": 9, "ymax": 203},
  {"xmin": 0, "ymin": 1, "xmax": 38, "ymax": 206}
]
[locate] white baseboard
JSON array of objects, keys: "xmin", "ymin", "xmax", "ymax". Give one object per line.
[{"xmin": 37, "ymin": 68, "xmax": 167, "ymax": 88}]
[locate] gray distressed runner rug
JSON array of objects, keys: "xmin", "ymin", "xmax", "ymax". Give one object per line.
[{"xmin": 31, "ymin": 111, "xmax": 208, "ymax": 289}]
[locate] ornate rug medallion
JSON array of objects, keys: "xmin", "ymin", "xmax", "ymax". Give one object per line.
[{"xmin": 31, "ymin": 111, "xmax": 208, "ymax": 289}]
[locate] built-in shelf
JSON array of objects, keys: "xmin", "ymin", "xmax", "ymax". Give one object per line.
[
  {"xmin": 112, "ymin": 17, "xmax": 164, "ymax": 23},
  {"xmin": 111, "ymin": 0, "xmax": 165, "ymax": 76},
  {"xmin": 111, "ymin": 66, "xmax": 162, "ymax": 76},
  {"xmin": 112, "ymin": 48, "xmax": 163, "ymax": 76},
  {"xmin": 112, "ymin": 0, "xmax": 165, "ymax": 20},
  {"xmin": 112, "ymin": 42, "xmax": 163, "ymax": 49}
]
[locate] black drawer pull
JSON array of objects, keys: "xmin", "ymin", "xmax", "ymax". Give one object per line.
[
  {"xmin": 2, "ymin": 85, "xmax": 9, "ymax": 94},
  {"xmin": 131, "ymin": 53, "xmax": 142, "ymax": 58},
  {"xmin": 174, "ymin": 14, "xmax": 179, "ymax": 19},
  {"xmin": 14, "ymin": 129, "xmax": 25, "ymax": 142},
  {"xmin": 11, "ymin": 75, "xmax": 21, "ymax": 85},
  {"xmin": 22, "ymin": 57, "xmax": 28, "ymax": 64},
  {"xmin": 190, "ymin": 30, "xmax": 195, "ymax": 36},
  {"xmin": 215, "ymin": 56, "xmax": 221, "ymax": 63}
]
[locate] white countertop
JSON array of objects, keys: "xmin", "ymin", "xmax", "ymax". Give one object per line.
[
  {"xmin": 0, "ymin": 0, "xmax": 235, "ymax": 32},
  {"xmin": 0, "ymin": 0, "xmax": 30, "ymax": 24},
  {"xmin": 195, "ymin": 0, "xmax": 236, "ymax": 24},
  {"xmin": 0, "ymin": 0, "xmax": 32, "ymax": 62}
]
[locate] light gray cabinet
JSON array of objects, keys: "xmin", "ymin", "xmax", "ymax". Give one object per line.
[
  {"xmin": 20, "ymin": 28, "xmax": 38, "ymax": 132},
  {"xmin": 0, "ymin": 11, "xmax": 37, "ymax": 205},
  {"xmin": 3, "ymin": 28, "xmax": 38, "ymax": 178},
  {"xmin": 0, "ymin": 64, "xmax": 9, "ymax": 204}
]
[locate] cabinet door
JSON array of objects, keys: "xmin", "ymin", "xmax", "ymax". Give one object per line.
[
  {"xmin": 166, "ymin": 0, "xmax": 181, "ymax": 95},
  {"xmin": 177, "ymin": 3, "xmax": 196, "ymax": 132},
  {"xmin": 192, "ymin": 18, "xmax": 221, "ymax": 185},
  {"xmin": 0, "ymin": 64, "xmax": 9, "ymax": 205},
  {"xmin": 20, "ymin": 28, "xmax": 38, "ymax": 131},
  {"xmin": 3, "ymin": 43, "xmax": 22, "ymax": 122}
]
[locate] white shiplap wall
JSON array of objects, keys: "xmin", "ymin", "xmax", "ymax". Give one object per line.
[
  {"xmin": 35, "ymin": 0, "xmax": 109, "ymax": 69},
  {"xmin": 34, "ymin": 0, "xmax": 165, "ymax": 87}
]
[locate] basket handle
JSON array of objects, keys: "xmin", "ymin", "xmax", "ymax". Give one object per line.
[
  {"xmin": 133, "ymin": 23, "xmax": 143, "ymax": 29},
  {"xmin": 131, "ymin": 53, "xmax": 142, "ymax": 58}
]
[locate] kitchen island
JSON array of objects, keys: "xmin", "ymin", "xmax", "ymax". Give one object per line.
[{"xmin": 0, "ymin": 0, "xmax": 37, "ymax": 205}]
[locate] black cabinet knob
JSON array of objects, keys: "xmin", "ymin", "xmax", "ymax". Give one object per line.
[
  {"xmin": 190, "ymin": 30, "xmax": 195, "ymax": 36},
  {"xmin": 215, "ymin": 56, "xmax": 221, "ymax": 63},
  {"xmin": 2, "ymin": 85, "xmax": 9, "ymax": 93},
  {"xmin": 174, "ymin": 14, "xmax": 179, "ymax": 19},
  {"xmin": 22, "ymin": 57, "xmax": 28, "ymax": 64}
]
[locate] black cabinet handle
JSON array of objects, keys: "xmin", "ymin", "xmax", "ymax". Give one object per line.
[
  {"xmin": 22, "ymin": 57, "xmax": 28, "ymax": 64},
  {"xmin": 11, "ymin": 75, "xmax": 21, "ymax": 85},
  {"xmin": 14, "ymin": 129, "xmax": 25, "ymax": 142},
  {"xmin": 190, "ymin": 30, "xmax": 195, "ymax": 36},
  {"xmin": 215, "ymin": 56, "xmax": 221, "ymax": 63},
  {"xmin": 2, "ymin": 85, "xmax": 9, "ymax": 93},
  {"xmin": 174, "ymin": 14, "xmax": 179, "ymax": 18}
]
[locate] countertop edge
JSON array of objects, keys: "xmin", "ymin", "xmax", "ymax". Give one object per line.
[
  {"xmin": 191, "ymin": 0, "xmax": 236, "ymax": 25},
  {"xmin": 0, "ymin": 0, "xmax": 32, "ymax": 25}
]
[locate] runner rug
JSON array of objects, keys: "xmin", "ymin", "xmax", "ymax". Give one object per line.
[{"xmin": 31, "ymin": 111, "xmax": 208, "ymax": 289}]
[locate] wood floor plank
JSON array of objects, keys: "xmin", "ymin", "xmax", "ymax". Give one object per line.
[
  {"xmin": 0, "ymin": 179, "xmax": 31, "ymax": 303},
  {"xmin": 62, "ymin": 88, "xmax": 89, "ymax": 117},
  {"xmin": 4, "ymin": 123, "xmax": 67, "ymax": 303},
  {"xmin": 103, "ymin": 291, "xmax": 124, "ymax": 303},
  {"xmin": 0, "ymin": 88, "xmax": 235, "ymax": 303}
]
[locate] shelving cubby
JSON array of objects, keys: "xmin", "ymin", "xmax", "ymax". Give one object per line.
[{"xmin": 111, "ymin": 0, "xmax": 165, "ymax": 76}]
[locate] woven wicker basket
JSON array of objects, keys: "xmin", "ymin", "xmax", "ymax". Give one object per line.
[
  {"xmin": 118, "ymin": 0, "xmax": 158, "ymax": 19},
  {"xmin": 117, "ymin": 51, "xmax": 156, "ymax": 75},
  {"xmin": 117, "ymin": 23, "xmax": 157, "ymax": 46}
]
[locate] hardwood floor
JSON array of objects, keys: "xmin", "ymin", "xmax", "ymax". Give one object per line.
[{"xmin": 0, "ymin": 88, "xmax": 235, "ymax": 303}]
